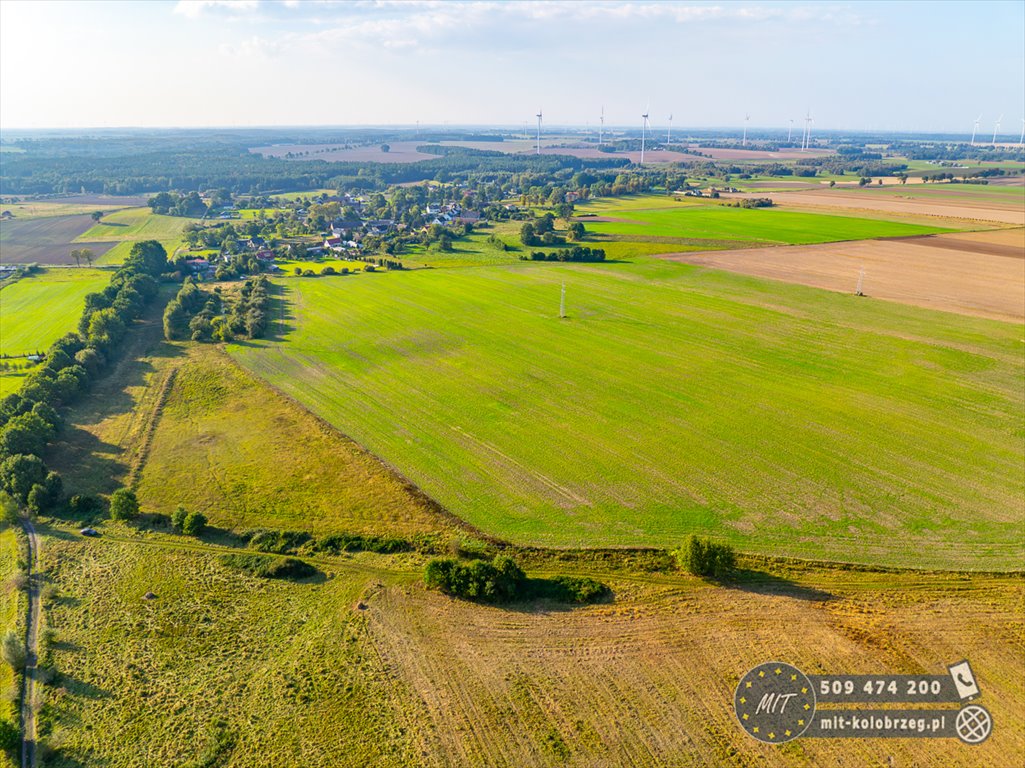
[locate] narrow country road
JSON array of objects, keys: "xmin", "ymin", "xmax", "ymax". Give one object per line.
[{"xmin": 19, "ymin": 517, "xmax": 40, "ymax": 768}]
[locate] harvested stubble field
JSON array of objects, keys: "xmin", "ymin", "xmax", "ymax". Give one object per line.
[
  {"xmin": 661, "ymin": 230, "xmax": 1025, "ymax": 322},
  {"xmin": 0, "ymin": 215, "xmax": 117, "ymax": 265},
  {"xmin": 732, "ymin": 188, "xmax": 1025, "ymax": 227},
  {"xmin": 229, "ymin": 264, "xmax": 1024, "ymax": 570},
  {"xmin": 34, "ymin": 531, "xmax": 1025, "ymax": 767}
]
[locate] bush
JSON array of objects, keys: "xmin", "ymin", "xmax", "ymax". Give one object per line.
[
  {"xmin": 68, "ymin": 493, "xmax": 103, "ymax": 518},
  {"xmin": 248, "ymin": 529, "xmax": 312, "ymax": 554},
  {"xmin": 219, "ymin": 554, "xmax": 317, "ymax": 580},
  {"xmin": 675, "ymin": 535, "xmax": 736, "ymax": 579},
  {"xmin": 171, "ymin": 505, "xmax": 188, "ymax": 531},
  {"xmin": 424, "ymin": 555, "xmax": 525, "ymax": 602},
  {"xmin": 109, "ymin": 487, "xmax": 140, "ymax": 521},
  {"xmin": 315, "ymin": 533, "xmax": 410, "ymax": 555},
  {"xmin": 0, "ymin": 718, "xmax": 18, "ymax": 752},
  {"xmin": 545, "ymin": 576, "xmax": 610, "ymax": 603},
  {"xmin": 182, "ymin": 511, "xmax": 207, "ymax": 536},
  {"xmin": 1, "ymin": 630, "xmax": 25, "ymax": 670}
]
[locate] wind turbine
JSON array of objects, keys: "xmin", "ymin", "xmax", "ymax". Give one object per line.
[
  {"xmin": 802, "ymin": 110, "xmax": 813, "ymax": 151},
  {"xmin": 970, "ymin": 115, "xmax": 982, "ymax": 146},
  {"xmin": 742, "ymin": 113, "xmax": 750, "ymax": 146},
  {"xmin": 787, "ymin": 119, "xmax": 794, "ymax": 143},
  {"xmin": 992, "ymin": 114, "xmax": 1002, "ymax": 146},
  {"xmin": 599, "ymin": 105, "xmax": 605, "ymax": 146},
  {"xmin": 667, "ymin": 114, "xmax": 673, "ymax": 144},
  {"xmin": 1019, "ymin": 117, "xmax": 1024, "ymax": 147},
  {"xmin": 536, "ymin": 108, "xmax": 543, "ymax": 155},
  {"xmin": 640, "ymin": 107, "xmax": 650, "ymax": 164}
]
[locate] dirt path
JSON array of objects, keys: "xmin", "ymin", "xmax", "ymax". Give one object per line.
[{"xmin": 19, "ymin": 517, "xmax": 40, "ymax": 768}]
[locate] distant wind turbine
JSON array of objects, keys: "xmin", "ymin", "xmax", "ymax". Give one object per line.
[
  {"xmin": 802, "ymin": 110, "xmax": 813, "ymax": 151},
  {"xmin": 1020, "ymin": 117, "xmax": 1025, "ymax": 147},
  {"xmin": 599, "ymin": 105, "xmax": 605, "ymax": 146},
  {"xmin": 992, "ymin": 114, "xmax": 1003, "ymax": 146},
  {"xmin": 787, "ymin": 119, "xmax": 794, "ymax": 143},
  {"xmin": 742, "ymin": 113, "xmax": 750, "ymax": 146},
  {"xmin": 970, "ymin": 114, "xmax": 982, "ymax": 146},
  {"xmin": 667, "ymin": 114, "xmax": 673, "ymax": 144},
  {"xmin": 536, "ymin": 108, "xmax": 543, "ymax": 155},
  {"xmin": 640, "ymin": 107, "xmax": 650, "ymax": 164}
]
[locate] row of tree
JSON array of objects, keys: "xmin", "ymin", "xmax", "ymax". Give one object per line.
[
  {"xmin": 0, "ymin": 242, "xmax": 169, "ymax": 516},
  {"xmin": 521, "ymin": 246, "xmax": 607, "ymax": 263},
  {"xmin": 164, "ymin": 275, "xmax": 271, "ymax": 343}
]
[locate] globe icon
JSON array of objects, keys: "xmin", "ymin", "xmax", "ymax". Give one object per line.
[{"xmin": 955, "ymin": 705, "xmax": 992, "ymax": 745}]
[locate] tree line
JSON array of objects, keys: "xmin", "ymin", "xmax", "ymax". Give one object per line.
[{"xmin": 0, "ymin": 241, "xmax": 169, "ymax": 516}]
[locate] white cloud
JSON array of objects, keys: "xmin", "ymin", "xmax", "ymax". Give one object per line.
[{"xmin": 174, "ymin": 0, "xmax": 261, "ymax": 19}]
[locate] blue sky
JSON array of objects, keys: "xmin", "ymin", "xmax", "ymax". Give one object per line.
[{"xmin": 1, "ymin": 0, "xmax": 1022, "ymax": 134}]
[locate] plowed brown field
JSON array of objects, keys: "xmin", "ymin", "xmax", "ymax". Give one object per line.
[{"xmin": 662, "ymin": 231, "xmax": 1025, "ymax": 322}]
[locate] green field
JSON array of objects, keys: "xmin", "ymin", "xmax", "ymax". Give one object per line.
[
  {"xmin": 577, "ymin": 196, "xmax": 952, "ymax": 245},
  {"xmin": 229, "ymin": 263, "xmax": 1024, "ymax": 569},
  {"xmin": 0, "ymin": 268, "xmax": 109, "ymax": 396},
  {"xmin": 74, "ymin": 207, "xmax": 200, "ymax": 263}
]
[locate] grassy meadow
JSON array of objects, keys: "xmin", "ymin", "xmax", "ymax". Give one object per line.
[
  {"xmin": 0, "ymin": 525, "xmax": 23, "ymax": 765},
  {"xmin": 0, "ymin": 268, "xmax": 109, "ymax": 397},
  {"xmin": 134, "ymin": 347, "xmax": 454, "ymax": 537},
  {"xmin": 229, "ymin": 263, "xmax": 1024, "ymax": 569}
]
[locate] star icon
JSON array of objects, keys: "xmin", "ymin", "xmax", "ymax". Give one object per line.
[
  {"xmin": 769, "ymin": 732, "xmax": 775, "ymax": 739},
  {"xmin": 775, "ymin": 668, "xmax": 782, "ymax": 675},
  {"xmin": 742, "ymin": 713, "xmax": 749, "ymax": 721},
  {"xmin": 791, "ymin": 674, "xmax": 797, "ymax": 681},
  {"xmin": 753, "ymin": 727, "xmax": 759, "ymax": 734},
  {"xmin": 758, "ymin": 671, "xmax": 765, "ymax": 678},
  {"xmin": 804, "ymin": 703, "xmax": 810, "ymax": 710},
  {"xmin": 746, "ymin": 682, "xmax": 752, "ymax": 688},
  {"xmin": 798, "ymin": 719, "xmax": 805, "ymax": 726},
  {"xmin": 739, "ymin": 697, "xmax": 746, "ymax": 704},
  {"xmin": 801, "ymin": 687, "xmax": 807, "ymax": 694},
  {"xmin": 785, "ymin": 730, "xmax": 792, "ymax": 737}
]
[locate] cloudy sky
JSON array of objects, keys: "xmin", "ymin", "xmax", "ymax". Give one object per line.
[{"xmin": 1, "ymin": 0, "xmax": 1022, "ymax": 134}]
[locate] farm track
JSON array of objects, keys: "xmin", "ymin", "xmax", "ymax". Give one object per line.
[{"xmin": 19, "ymin": 517, "xmax": 40, "ymax": 768}]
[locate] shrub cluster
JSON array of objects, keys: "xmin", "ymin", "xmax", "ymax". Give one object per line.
[
  {"xmin": 0, "ymin": 241, "xmax": 167, "ymax": 516},
  {"xmin": 218, "ymin": 553, "xmax": 316, "ymax": 580},
  {"xmin": 423, "ymin": 555, "xmax": 612, "ymax": 604},
  {"xmin": 521, "ymin": 246, "xmax": 607, "ymax": 263},
  {"xmin": 674, "ymin": 535, "xmax": 736, "ymax": 579},
  {"xmin": 718, "ymin": 197, "xmax": 773, "ymax": 208},
  {"xmin": 424, "ymin": 555, "xmax": 525, "ymax": 603},
  {"xmin": 244, "ymin": 528, "xmax": 422, "ymax": 556}
]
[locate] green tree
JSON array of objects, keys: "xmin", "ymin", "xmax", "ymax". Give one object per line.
[
  {"xmin": 1, "ymin": 631, "xmax": 25, "ymax": 670},
  {"xmin": 568, "ymin": 222, "xmax": 585, "ymax": 241},
  {"xmin": 182, "ymin": 511, "xmax": 207, "ymax": 536},
  {"xmin": 0, "ymin": 491, "xmax": 18, "ymax": 526},
  {"xmin": 0, "ymin": 454, "xmax": 46, "ymax": 502},
  {"xmin": 171, "ymin": 505, "xmax": 188, "ymax": 531},
  {"xmin": 91, "ymin": 211, "xmax": 104, "ymax": 223},
  {"xmin": 0, "ymin": 717, "xmax": 19, "ymax": 751},
  {"xmin": 109, "ymin": 488, "xmax": 140, "ymax": 521}
]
